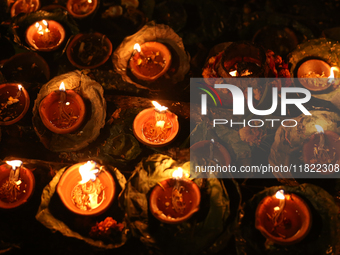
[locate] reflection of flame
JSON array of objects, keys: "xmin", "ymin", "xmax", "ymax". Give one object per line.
[
  {"xmin": 315, "ymin": 125, "xmax": 324, "ymax": 133},
  {"xmin": 78, "ymin": 161, "xmax": 99, "ymax": 184},
  {"xmin": 59, "ymin": 82, "xmax": 66, "ymax": 91},
  {"xmin": 152, "ymin": 101, "xmax": 168, "ymax": 112},
  {"xmin": 6, "ymin": 160, "xmax": 23, "ymax": 170},
  {"xmin": 172, "ymin": 167, "xmax": 183, "ymax": 179},
  {"xmin": 328, "ymin": 67, "xmax": 339, "ymax": 79},
  {"xmin": 133, "ymin": 43, "xmax": 141, "ymax": 52},
  {"xmin": 275, "ymin": 190, "xmax": 285, "ymax": 200},
  {"xmin": 156, "ymin": 120, "xmax": 165, "ymax": 128},
  {"xmin": 274, "ymin": 206, "xmax": 280, "ymax": 211},
  {"xmin": 229, "ymin": 70, "xmax": 237, "ymax": 77},
  {"xmin": 18, "ymin": 85, "xmax": 22, "ymax": 91}
]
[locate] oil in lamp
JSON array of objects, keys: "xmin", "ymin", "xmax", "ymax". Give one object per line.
[
  {"xmin": 39, "ymin": 81, "xmax": 86, "ymax": 134},
  {"xmin": 297, "ymin": 59, "xmax": 339, "ymax": 91},
  {"xmin": 133, "ymin": 101, "xmax": 179, "ymax": 147},
  {"xmin": 67, "ymin": 0, "xmax": 98, "ymax": 19},
  {"xmin": 11, "ymin": 0, "xmax": 40, "ymax": 17},
  {"xmin": 26, "ymin": 19, "xmax": 65, "ymax": 51},
  {"xmin": 0, "ymin": 160, "xmax": 35, "ymax": 209},
  {"xmin": 0, "ymin": 83, "xmax": 30, "ymax": 125},
  {"xmin": 57, "ymin": 161, "xmax": 115, "ymax": 216},
  {"xmin": 303, "ymin": 125, "xmax": 340, "ymax": 167},
  {"xmin": 149, "ymin": 167, "xmax": 201, "ymax": 224},
  {"xmin": 255, "ymin": 189, "xmax": 312, "ymax": 245},
  {"xmin": 129, "ymin": 42, "xmax": 172, "ymax": 81}
]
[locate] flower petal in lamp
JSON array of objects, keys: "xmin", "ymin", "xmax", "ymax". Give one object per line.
[
  {"xmin": 0, "ymin": 160, "xmax": 35, "ymax": 209},
  {"xmin": 149, "ymin": 167, "xmax": 201, "ymax": 224},
  {"xmin": 57, "ymin": 161, "xmax": 115, "ymax": 216},
  {"xmin": 129, "ymin": 42, "xmax": 172, "ymax": 81},
  {"xmin": 133, "ymin": 101, "xmax": 179, "ymax": 147},
  {"xmin": 26, "ymin": 20, "xmax": 65, "ymax": 52},
  {"xmin": 303, "ymin": 125, "xmax": 340, "ymax": 170},
  {"xmin": 39, "ymin": 81, "xmax": 86, "ymax": 134},
  {"xmin": 255, "ymin": 189, "xmax": 312, "ymax": 245}
]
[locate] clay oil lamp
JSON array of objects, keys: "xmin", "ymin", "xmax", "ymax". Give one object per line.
[
  {"xmin": 0, "ymin": 160, "xmax": 35, "ymax": 209},
  {"xmin": 0, "ymin": 83, "xmax": 30, "ymax": 125},
  {"xmin": 11, "ymin": 0, "xmax": 40, "ymax": 17},
  {"xmin": 129, "ymin": 42, "xmax": 172, "ymax": 81},
  {"xmin": 255, "ymin": 189, "xmax": 312, "ymax": 245},
  {"xmin": 66, "ymin": 32, "xmax": 113, "ymax": 69},
  {"xmin": 217, "ymin": 42, "xmax": 266, "ymax": 78},
  {"xmin": 38, "ymin": 81, "xmax": 86, "ymax": 134},
  {"xmin": 297, "ymin": 59, "xmax": 339, "ymax": 91},
  {"xmin": 303, "ymin": 125, "xmax": 340, "ymax": 169},
  {"xmin": 149, "ymin": 167, "xmax": 201, "ymax": 224},
  {"xmin": 133, "ymin": 101, "xmax": 179, "ymax": 147},
  {"xmin": 66, "ymin": 0, "xmax": 98, "ymax": 19},
  {"xmin": 57, "ymin": 161, "xmax": 115, "ymax": 216},
  {"xmin": 26, "ymin": 19, "xmax": 65, "ymax": 52}
]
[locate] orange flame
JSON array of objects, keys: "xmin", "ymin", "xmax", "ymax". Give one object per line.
[
  {"xmin": 315, "ymin": 125, "xmax": 324, "ymax": 133},
  {"xmin": 133, "ymin": 43, "xmax": 141, "ymax": 52},
  {"xmin": 152, "ymin": 101, "xmax": 168, "ymax": 112},
  {"xmin": 6, "ymin": 160, "xmax": 23, "ymax": 170},
  {"xmin": 59, "ymin": 82, "xmax": 66, "ymax": 91},
  {"xmin": 78, "ymin": 161, "xmax": 99, "ymax": 184},
  {"xmin": 328, "ymin": 67, "xmax": 339, "ymax": 79},
  {"xmin": 172, "ymin": 167, "xmax": 183, "ymax": 179},
  {"xmin": 18, "ymin": 85, "xmax": 22, "ymax": 91},
  {"xmin": 275, "ymin": 190, "xmax": 285, "ymax": 200},
  {"xmin": 229, "ymin": 70, "xmax": 237, "ymax": 77}
]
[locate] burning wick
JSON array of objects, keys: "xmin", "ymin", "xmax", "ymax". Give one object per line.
[
  {"xmin": 328, "ymin": 67, "xmax": 339, "ymax": 83},
  {"xmin": 5, "ymin": 85, "xmax": 22, "ymax": 106},
  {"xmin": 0, "ymin": 160, "xmax": 23, "ymax": 203},
  {"xmin": 133, "ymin": 43, "xmax": 144, "ymax": 58},
  {"xmin": 142, "ymin": 101, "xmax": 172, "ymax": 143},
  {"xmin": 56, "ymin": 82, "xmax": 78, "ymax": 128},
  {"xmin": 171, "ymin": 167, "xmax": 186, "ymax": 214},
  {"xmin": 35, "ymin": 20, "xmax": 50, "ymax": 35},
  {"xmin": 72, "ymin": 161, "xmax": 105, "ymax": 211},
  {"xmin": 267, "ymin": 190, "xmax": 286, "ymax": 237},
  {"xmin": 310, "ymin": 125, "xmax": 335, "ymax": 164}
]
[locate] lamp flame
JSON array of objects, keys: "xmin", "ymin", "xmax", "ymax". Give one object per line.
[
  {"xmin": 59, "ymin": 82, "xmax": 66, "ymax": 91},
  {"xmin": 6, "ymin": 160, "xmax": 23, "ymax": 170},
  {"xmin": 18, "ymin": 85, "xmax": 22, "ymax": 91},
  {"xmin": 152, "ymin": 101, "xmax": 168, "ymax": 112},
  {"xmin": 42, "ymin": 20, "xmax": 48, "ymax": 26},
  {"xmin": 88, "ymin": 0, "xmax": 92, "ymax": 3},
  {"xmin": 315, "ymin": 125, "xmax": 324, "ymax": 133},
  {"xmin": 133, "ymin": 43, "xmax": 141, "ymax": 53},
  {"xmin": 172, "ymin": 167, "xmax": 183, "ymax": 179},
  {"xmin": 275, "ymin": 190, "xmax": 285, "ymax": 200},
  {"xmin": 35, "ymin": 22, "xmax": 39, "ymax": 28},
  {"xmin": 78, "ymin": 161, "xmax": 99, "ymax": 184},
  {"xmin": 328, "ymin": 67, "xmax": 339, "ymax": 79},
  {"xmin": 229, "ymin": 70, "xmax": 237, "ymax": 77}
]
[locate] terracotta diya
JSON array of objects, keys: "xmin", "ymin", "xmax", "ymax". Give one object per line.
[
  {"xmin": 297, "ymin": 59, "xmax": 338, "ymax": 91},
  {"xmin": 66, "ymin": 0, "xmax": 98, "ymax": 19},
  {"xmin": 149, "ymin": 168, "xmax": 200, "ymax": 224},
  {"xmin": 133, "ymin": 101, "xmax": 179, "ymax": 147},
  {"xmin": 11, "ymin": 0, "xmax": 40, "ymax": 17},
  {"xmin": 66, "ymin": 32, "xmax": 113, "ymax": 69},
  {"xmin": 39, "ymin": 81, "xmax": 86, "ymax": 134},
  {"xmin": 0, "ymin": 83, "xmax": 30, "ymax": 125},
  {"xmin": 57, "ymin": 161, "xmax": 115, "ymax": 216},
  {"xmin": 255, "ymin": 189, "xmax": 312, "ymax": 245},
  {"xmin": 26, "ymin": 19, "xmax": 65, "ymax": 51},
  {"xmin": 0, "ymin": 160, "xmax": 35, "ymax": 209},
  {"xmin": 129, "ymin": 42, "xmax": 172, "ymax": 81},
  {"xmin": 303, "ymin": 125, "xmax": 340, "ymax": 171}
]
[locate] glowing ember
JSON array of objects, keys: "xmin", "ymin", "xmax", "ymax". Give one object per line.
[
  {"xmin": 315, "ymin": 125, "xmax": 324, "ymax": 133},
  {"xmin": 133, "ymin": 43, "xmax": 141, "ymax": 53},
  {"xmin": 59, "ymin": 81, "xmax": 66, "ymax": 91},
  {"xmin": 6, "ymin": 160, "xmax": 23, "ymax": 170},
  {"xmin": 275, "ymin": 190, "xmax": 285, "ymax": 200},
  {"xmin": 152, "ymin": 101, "xmax": 168, "ymax": 112},
  {"xmin": 72, "ymin": 161, "xmax": 105, "ymax": 211}
]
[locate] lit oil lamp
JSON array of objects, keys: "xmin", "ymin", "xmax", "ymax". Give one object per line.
[
  {"xmin": 0, "ymin": 160, "xmax": 35, "ymax": 209},
  {"xmin": 39, "ymin": 81, "xmax": 86, "ymax": 134},
  {"xmin": 67, "ymin": 0, "xmax": 98, "ymax": 19},
  {"xmin": 11, "ymin": 0, "xmax": 40, "ymax": 17},
  {"xmin": 255, "ymin": 189, "xmax": 312, "ymax": 245},
  {"xmin": 0, "ymin": 83, "xmax": 30, "ymax": 125},
  {"xmin": 297, "ymin": 59, "xmax": 339, "ymax": 91},
  {"xmin": 303, "ymin": 125, "xmax": 340, "ymax": 167},
  {"xmin": 26, "ymin": 19, "xmax": 65, "ymax": 51},
  {"xmin": 129, "ymin": 42, "xmax": 172, "ymax": 81},
  {"xmin": 133, "ymin": 101, "xmax": 179, "ymax": 147},
  {"xmin": 57, "ymin": 161, "xmax": 115, "ymax": 216},
  {"xmin": 149, "ymin": 167, "xmax": 201, "ymax": 224}
]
